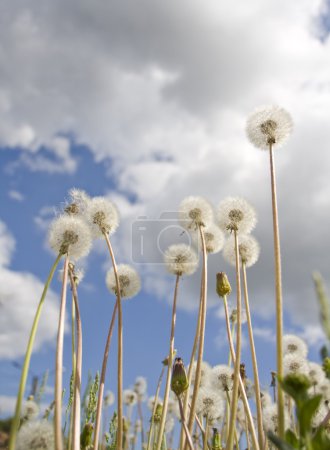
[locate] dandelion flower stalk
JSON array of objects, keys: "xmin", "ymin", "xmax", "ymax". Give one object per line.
[
  {"xmin": 242, "ymin": 261, "xmax": 264, "ymax": 449},
  {"xmin": 155, "ymin": 274, "xmax": 180, "ymax": 450},
  {"xmin": 9, "ymin": 253, "xmax": 62, "ymax": 450},
  {"xmin": 68, "ymin": 264, "xmax": 83, "ymax": 450},
  {"xmin": 93, "ymin": 302, "xmax": 118, "ymax": 450},
  {"xmin": 187, "ymin": 225, "xmax": 208, "ymax": 443},
  {"xmin": 146, "ymin": 366, "xmax": 165, "ymax": 450},
  {"xmin": 269, "ymin": 141, "xmax": 285, "ymax": 437}
]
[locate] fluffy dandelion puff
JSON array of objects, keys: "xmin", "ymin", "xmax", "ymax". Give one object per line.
[
  {"xmin": 189, "ymin": 360, "xmax": 211, "ymax": 388},
  {"xmin": 246, "ymin": 105, "xmax": 293, "ymax": 150},
  {"xmin": 164, "ymin": 244, "xmax": 198, "ymax": 276},
  {"xmin": 223, "ymin": 234, "xmax": 260, "ymax": 267},
  {"xmin": 308, "ymin": 362, "xmax": 325, "ymax": 387},
  {"xmin": 192, "ymin": 223, "xmax": 224, "ymax": 254},
  {"xmin": 106, "ymin": 264, "xmax": 141, "ymax": 299},
  {"xmin": 283, "ymin": 334, "xmax": 308, "ymax": 358},
  {"xmin": 165, "ymin": 416, "xmax": 175, "ymax": 434},
  {"xmin": 123, "ymin": 389, "xmax": 138, "ymax": 406},
  {"xmin": 134, "ymin": 376, "xmax": 147, "ymax": 397},
  {"xmin": 210, "ymin": 364, "xmax": 234, "ymax": 393},
  {"xmin": 316, "ymin": 379, "xmax": 330, "ymax": 400},
  {"xmin": 48, "ymin": 215, "xmax": 92, "ymax": 259},
  {"xmin": 178, "ymin": 196, "xmax": 214, "ymax": 230},
  {"xmin": 260, "ymin": 391, "xmax": 272, "ymax": 408},
  {"xmin": 216, "ymin": 197, "xmax": 257, "ymax": 234},
  {"xmin": 104, "ymin": 391, "xmax": 115, "ymax": 407},
  {"xmin": 312, "ymin": 402, "xmax": 329, "ymax": 428},
  {"xmin": 16, "ymin": 420, "xmax": 55, "ymax": 450},
  {"xmin": 148, "ymin": 395, "xmax": 163, "ymax": 411},
  {"xmin": 283, "ymin": 354, "xmax": 309, "ymax": 376},
  {"xmin": 65, "ymin": 188, "xmax": 91, "ymax": 215},
  {"xmin": 262, "ymin": 404, "xmax": 289, "ymax": 433},
  {"xmin": 86, "ymin": 196, "xmax": 119, "ymax": 237},
  {"xmin": 21, "ymin": 398, "xmax": 39, "ymax": 421},
  {"xmin": 196, "ymin": 385, "xmax": 224, "ymax": 421}
]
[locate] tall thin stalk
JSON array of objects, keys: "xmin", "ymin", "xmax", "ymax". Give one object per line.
[
  {"xmin": 93, "ymin": 302, "xmax": 118, "ymax": 450},
  {"xmin": 155, "ymin": 274, "xmax": 181, "ymax": 450},
  {"xmin": 227, "ymin": 230, "xmax": 242, "ymax": 450},
  {"xmin": 242, "ymin": 262, "xmax": 264, "ymax": 449},
  {"xmin": 269, "ymin": 143, "xmax": 284, "ymax": 437},
  {"xmin": 146, "ymin": 365, "xmax": 165, "ymax": 450},
  {"xmin": 9, "ymin": 253, "xmax": 62, "ymax": 450},
  {"xmin": 55, "ymin": 254, "xmax": 69, "ymax": 450},
  {"xmin": 186, "ymin": 225, "xmax": 208, "ymax": 442},
  {"xmin": 68, "ymin": 286, "xmax": 77, "ymax": 450},
  {"xmin": 177, "ymin": 396, "xmax": 195, "ymax": 450},
  {"xmin": 68, "ymin": 266, "xmax": 83, "ymax": 450},
  {"xmin": 103, "ymin": 232, "xmax": 123, "ymax": 450},
  {"xmin": 222, "ymin": 295, "xmax": 259, "ymax": 450}
]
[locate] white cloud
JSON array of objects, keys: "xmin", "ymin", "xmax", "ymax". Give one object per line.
[
  {"xmin": 0, "ymin": 220, "xmax": 61, "ymax": 359},
  {"xmin": 8, "ymin": 190, "xmax": 24, "ymax": 202}
]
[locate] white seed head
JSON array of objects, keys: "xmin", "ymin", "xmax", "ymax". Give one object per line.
[
  {"xmin": 178, "ymin": 196, "xmax": 214, "ymax": 230},
  {"xmin": 262, "ymin": 403, "xmax": 290, "ymax": 433},
  {"xmin": 196, "ymin": 385, "xmax": 225, "ymax": 420},
  {"xmin": 123, "ymin": 389, "xmax": 138, "ymax": 406},
  {"xmin": 192, "ymin": 223, "xmax": 224, "ymax": 254},
  {"xmin": 134, "ymin": 376, "xmax": 147, "ymax": 397},
  {"xmin": 260, "ymin": 391, "xmax": 273, "ymax": 408},
  {"xmin": 16, "ymin": 420, "xmax": 55, "ymax": 450},
  {"xmin": 147, "ymin": 395, "xmax": 163, "ymax": 411},
  {"xmin": 283, "ymin": 354, "xmax": 309, "ymax": 376},
  {"xmin": 229, "ymin": 307, "xmax": 247, "ymax": 325},
  {"xmin": 106, "ymin": 264, "xmax": 141, "ymax": 299},
  {"xmin": 283, "ymin": 334, "xmax": 308, "ymax": 359},
  {"xmin": 189, "ymin": 361, "xmax": 211, "ymax": 388},
  {"xmin": 48, "ymin": 215, "xmax": 92, "ymax": 260},
  {"xmin": 165, "ymin": 416, "xmax": 175, "ymax": 434},
  {"xmin": 210, "ymin": 364, "xmax": 234, "ymax": 393},
  {"xmin": 104, "ymin": 390, "xmax": 115, "ymax": 407},
  {"xmin": 316, "ymin": 379, "xmax": 330, "ymax": 400},
  {"xmin": 86, "ymin": 196, "xmax": 119, "ymax": 237},
  {"xmin": 312, "ymin": 402, "xmax": 329, "ymax": 428},
  {"xmin": 65, "ymin": 188, "xmax": 91, "ymax": 215},
  {"xmin": 308, "ymin": 362, "xmax": 325, "ymax": 386},
  {"xmin": 22, "ymin": 398, "xmax": 39, "ymax": 420},
  {"xmin": 164, "ymin": 244, "xmax": 198, "ymax": 276},
  {"xmin": 168, "ymin": 393, "xmax": 180, "ymax": 418},
  {"xmin": 246, "ymin": 105, "xmax": 293, "ymax": 150},
  {"xmin": 216, "ymin": 197, "xmax": 257, "ymax": 234},
  {"xmin": 223, "ymin": 235, "xmax": 260, "ymax": 268},
  {"xmin": 58, "ymin": 266, "xmax": 85, "ymax": 285}
]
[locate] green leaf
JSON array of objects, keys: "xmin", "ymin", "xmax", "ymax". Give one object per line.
[
  {"xmin": 311, "ymin": 426, "xmax": 330, "ymax": 450},
  {"xmin": 284, "ymin": 429, "xmax": 299, "ymax": 448},
  {"xmin": 268, "ymin": 431, "xmax": 297, "ymax": 450},
  {"xmin": 298, "ymin": 394, "xmax": 322, "ymax": 433}
]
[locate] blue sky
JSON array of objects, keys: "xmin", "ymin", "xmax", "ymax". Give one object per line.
[{"xmin": 0, "ymin": 0, "xmax": 330, "ymax": 420}]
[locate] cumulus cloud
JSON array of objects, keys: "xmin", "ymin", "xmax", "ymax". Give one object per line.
[
  {"xmin": 0, "ymin": 220, "xmax": 60, "ymax": 359},
  {"xmin": 1, "ymin": 0, "xmax": 330, "ymax": 328}
]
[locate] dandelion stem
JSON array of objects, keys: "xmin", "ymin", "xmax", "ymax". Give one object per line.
[
  {"xmin": 55, "ymin": 254, "xmax": 69, "ymax": 450},
  {"xmin": 68, "ymin": 289, "xmax": 77, "ymax": 450},
  {"xmin": 146, "ymin": 365, "xmax": 165, "ymax": 450},
  {"xmin": 68, "ymin": 266, "xmax": 83, "ymax": 450},
  {"xmin": 9, "ymin": 253, "xmax": 62, "ymax": 450},
  {"xmin": 186, "ymin": 225, "xmax": 208, "ymax": 444},
  {"xmin": 227, "ymin": 230, "xmax": 242, "ymax": 450},
  {"xmin": 242, "ymin": 262, "xmax": 264, "ymax": 449},
  {"xmin": 203, "ymin": 415, "xmax": 209, "ymax": 450},
  {"xmin": 137, "ymin": 399, "xmax": 145, "ymax": 444},
  {"xmin": 223, "ymin": 294, "xmax": 259, "ymax": 450},
  {"xmin": 178, "ymin": 396, "xmax": 195, "ymax": 450},
  {"xmin": 103, "ymin": 231, "xmax": 123, "ymax": 450},
  {"xmin": 269, "ymin": 143, "xmax": 284, "ymax": 438},
  {"xmin": 155, "ymin": 274, "xmax": 180, "ymax": 450}
]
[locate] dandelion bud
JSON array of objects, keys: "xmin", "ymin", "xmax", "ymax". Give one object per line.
[
  {"xmin": 211, "ymin": 428, "xmax": 222, "ymax": 450},
  {"xmin": 171, "ymin": 357, "xmax": 189, "ymax": 396},
  {"xmin": 216, "ymin": 272, "xmax": 231, "ymax": 298},
  {"xmin": 80, "ymin": 422, "xmax": 93, "ymax": 449},
  {"xmin": 153, "ymin": 403, "xmax": 163, "ymax": 423},
  {"xmin": 282, "ymin": 373, "xmax": 311, "ymax": 396},
  {"xmin": 323, "ymin": 357, "xmax": 330, "ymax": 378}
]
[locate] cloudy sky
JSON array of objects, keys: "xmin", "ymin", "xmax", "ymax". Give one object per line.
[{"xmin": 1, "ymin": 0, "xmax": 330, "ymax": 417}]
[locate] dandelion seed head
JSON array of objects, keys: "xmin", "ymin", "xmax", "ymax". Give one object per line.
[
  {"xmin": 147, "ymin": 395, "xmax": 163, "ymax": 411},
  {"xmin": 262, "ymin": 403, "xmax": 290, "ymax": 433},
  {"xmin": 196, "ymin": 386, "xmax": 224, "ymax": 421},
  {"xmin": 210, "ymin": 365, "xmax": 234, "ymax": 392},
  {"xmin": 178, "ymin": 196, "xmax": 214, "ymax": 230},
  {"xmin": 308, "ymin": 362, "xmax": 325, "ymax": 386},
  {"xmin": 104, "ymin": 390, "xmax": 115, "ymax": 407},
  {"xmin": 283, "ymin": 334, "xmax": 308, "ymax": 358},
  {"xmin": 223, "ymin": 235, "xmax": 260, "ymax": 268},
  {"xmin": 283, "ymin": 354, "xmax": 309, "ymax": 376},
  {"xmin": 86, "ymin": 196, "xmax": 119, "ymax": 237},
  {"xmin": 216, "ymin": 197, "xmax": 257, "ymax": 234},
  {"xmin": 316, "ymin": 379, "xmax": 330, "ymax": 400},
  {"xmin": 48, "ymin": 215, "xmax": 92, "ymax": 260},
  {"xmin": 192, "ymin": 223, "xmax": 224, "ymax": 254},
  {"xmin": 246, "ymin": 105, "xmax": 293, "ymax": 150},
  {"xmin": 164, "ymin": 244, "xmax": 198, "ymax": 276},
  {"xmin": 260, "ymin": 391, "xmax": 272, "ymax": 408},
  {"xmin": 165, "ymin": 416, "xmax": 175, "ymax": 434},
  {"xmin": 16, "ymin": 420, "xmax": 55, "ymax": 450},
  {"xmin": 106, "ymin": 264, "xmax": 141, "ymax": 299},
  {"xmin": 189, "ymin": 361, "xmax": 211, "ymax": 388},
  {"xmin": 134, "ymin": 376, "xmax": 147, "ymax": 397},
  {"xmin": 22, "ymin": 398, "xmax": 39, "ymax": 421},
  {"xmin": 123, "ymin": 389, "xmax": 138, "ymax": 406},
  {"xmin": 312, "ymin": 402, "xmax": 329, "ymax": 428},
  {"xmin": 64, "ymin": 188, "xmax": 91, "ymax": 216}
]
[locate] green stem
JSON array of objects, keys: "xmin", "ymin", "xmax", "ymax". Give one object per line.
[
  {"xmin": 155, "ymin": 274, "xmax": 180, "ymax": 450},
  {"xmin": 226, "ymin": 230, "xmax": 241, "ymax": 450},
  {"xmin": 9, "ymin": 253, "xmax": 62, "ymax": 450},
  {"xmin": 146, "ymin": 366, "xmax": 165, "ymax": 450},
  {"xmin": 55, "ymin": 255, "xmax": 69, "ymax": 450},
  {"xmin": 269, "ymin": 143, "xmax": 284, "ymax": 438}
]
